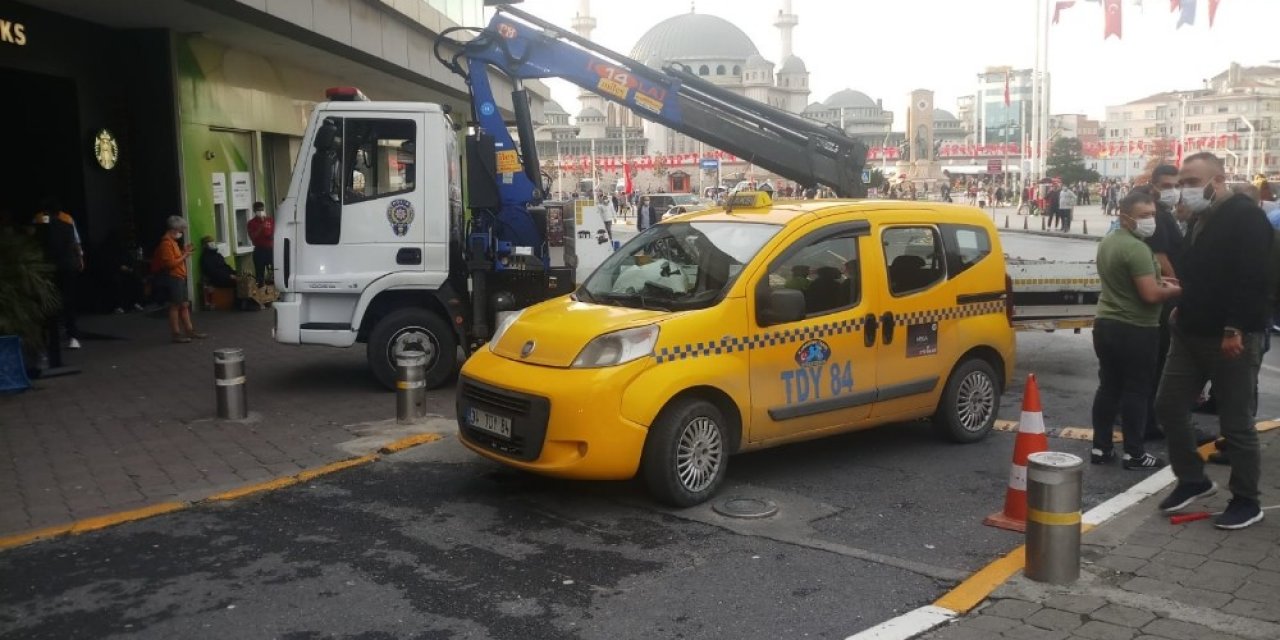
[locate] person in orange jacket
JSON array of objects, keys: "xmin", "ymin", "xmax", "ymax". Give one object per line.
[{"xmin": 154, "ymin": 216, "xmax": 207, "ymax": 343}]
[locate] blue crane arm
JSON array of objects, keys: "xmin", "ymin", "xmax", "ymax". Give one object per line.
[{"xmin": 439, "ymin": 4, "xmax": 868, "ymax": 269}]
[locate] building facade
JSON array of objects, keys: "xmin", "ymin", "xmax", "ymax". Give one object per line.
[
  {"xmin": 1096, "ymin": 63, "xmax": 1280, "ymax": 179},
  {"xmin": 3, "ymin": 0, "xmax": 547, "ymax": 307}
]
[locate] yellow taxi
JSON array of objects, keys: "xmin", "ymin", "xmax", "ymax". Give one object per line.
[{"xmin": 457, "ymin": 193, "xmax": 1016, "ymax": 506}]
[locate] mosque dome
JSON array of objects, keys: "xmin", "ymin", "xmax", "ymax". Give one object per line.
[
  {"xmin": 630, "ymin": 13, "xmax": 760, "ymax": 65},
  {"xmin": 823, "ymin": 89, "xmax": 877, "ymax": 110},
  {"xmin": 778, "ymin": 55, "xmax": 807, "ymax": 74},
  {"xmin": 933, "ymin": 108, "xmax": 959, "ymax": 122}
]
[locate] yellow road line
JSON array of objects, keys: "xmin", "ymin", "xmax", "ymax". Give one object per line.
[
  {"xmin": 934, "ymin": 546, "xmax": 1026, "ymax": 614},
  {"xmin": 208, "ymin": 476, "xmax": 300, "ymax": 501},
  {"xmin": 934, "ymin": 521, "xmax": 1097, "ymax": 615},
  {"xmin": 379, "ymin": 432, "xmax": 443, "ymax": 454},
  {"xmin": 296, "ymin": 454, "xmax": 378, "ymax": 482},
  {"xmin": 0, "ymin": 433, "xmax": 447, "ymax": 552},
  {"xmin": 0, "ymin": 523, "xmax": 74, "ymax": 551},
  {"xmin": 68, "ymin": 502, "xmax": 187, "ymax": 535}
]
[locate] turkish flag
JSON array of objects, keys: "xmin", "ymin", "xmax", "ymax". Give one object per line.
[
  {"xmin": 1170, "ymin": 0, "xmax": 1180, "ymax": 11},
  {"xmin": 1003, "ymin": 70, "xmax": 1011, "ymax": 106},
  {"xmin": 1208, "ymin": 0, "xmax": 1220, "ymax": 26},
  {"xmin": 1052, "ymin": 1, "xmax": 1076, "ymax": 24},
  {"xmin": 1104, "ymin": 0, "xmax": 1122, "ymax": 39},
  {"xmin": 623, "ymin": 162, "xmax": 633, "ymax": 194}
]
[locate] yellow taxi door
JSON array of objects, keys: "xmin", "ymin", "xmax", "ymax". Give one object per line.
[
  {"xmin": 867, "ymin": 221, "xmax": 958, "ymax": 420},
  {"xmin": 746, "ymin": 219, "xmax": 878, "ymax": 444}
]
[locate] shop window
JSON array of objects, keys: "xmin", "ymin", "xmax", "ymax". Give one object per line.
[
  {"xmin": 343, "ymin": 118, "xmax": 416, "ymax": 204},
  {"xmin": 882, "ymin": 227, "xmax": 945, "ymax": 296}
]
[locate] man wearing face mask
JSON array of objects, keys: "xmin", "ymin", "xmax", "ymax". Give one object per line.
[
  {"xmin": 246, "ymin": 201, "xmax": 274, "ymax": 286},
  {"xmin": 1090, "ymin": 191, "xmax": 1180, "ymax": 471},
  {"xmin": 1154, "ymin": 152, "xmax": 1273, "ymax": 530},
  {"xmin": 1139, "ymin": 166, "xmax": 1186, "ymax": 440}
]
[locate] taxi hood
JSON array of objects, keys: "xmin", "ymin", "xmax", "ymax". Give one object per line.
[{"xmin": 490, "ymin": 296, "xmax": 672, "ymax": 367}]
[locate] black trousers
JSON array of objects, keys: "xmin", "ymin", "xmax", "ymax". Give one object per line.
[
  {"xmin": 1092, "ymin": 318, "xmax": 1159, "ymax": 457},
  {"xmin": 253, "ymin": 246, "xmax": 273, "ymax": 285},
  {"xmin": 55, "ymin": 270, "xmax": 79, "ymax": 339}
]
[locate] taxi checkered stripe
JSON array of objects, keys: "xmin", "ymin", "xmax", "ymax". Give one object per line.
[
  {"xmin": 652, "ymin": 301, "xmax": 1005, "ymax": 365},
  {"xmin": 651, "ymin": 301, "xmax": 1002, "ymax": 365},
  {"xmin": 891, "ymin": 300, "xmax": 1005, "ymax": 326}
]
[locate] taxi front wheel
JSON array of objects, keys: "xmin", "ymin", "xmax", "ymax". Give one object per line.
[
  {"xmin": 642, "ymin": 399, "xmax": 729, "ymax": 507},
  {"xmin": 933, "ymin": 358, "xmax": 1000, "ymax": 443}
]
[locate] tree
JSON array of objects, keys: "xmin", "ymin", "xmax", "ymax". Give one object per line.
[
  {"xmin": 866, "ymin": 167, "xmax": 886, "ymax": 189},
  {"xmin": 1046, "ymin": 137, "xmax": 1100, "ymax": 184}
]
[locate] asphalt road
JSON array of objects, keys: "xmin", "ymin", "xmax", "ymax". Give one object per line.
[{"xmin": 6, "ymin": 231, "xmax": 1279, "ymax": 640}]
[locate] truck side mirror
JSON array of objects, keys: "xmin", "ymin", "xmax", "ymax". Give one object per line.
[{"xmin": 758, "ymin": 287, "xmax": 806, "ymax": 326}]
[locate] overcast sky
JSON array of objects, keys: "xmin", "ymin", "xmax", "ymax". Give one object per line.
[{"xmin": 503, "ymin": 0, "xmax": 1280, "ymax": 125}]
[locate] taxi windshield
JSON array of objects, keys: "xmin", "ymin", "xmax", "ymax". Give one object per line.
[{"xmin": 578, "ymin": 221, "xmax": 781, "ymax": 311}]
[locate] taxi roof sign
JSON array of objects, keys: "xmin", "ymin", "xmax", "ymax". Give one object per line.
[{"xmin": 725, "ymin": 191, "xmax": 773, "ymax": 211}]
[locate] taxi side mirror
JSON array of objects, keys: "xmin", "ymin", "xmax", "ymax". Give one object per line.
[{"xmin": 758, "ymin": 288, "xmax": 806, "ymax": 326}]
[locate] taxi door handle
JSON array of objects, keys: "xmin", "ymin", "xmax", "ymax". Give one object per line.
[
  {"xmin": 880, "ymin": 311, "xmax": 897, "ymax": 345},
  {"xmin": 863, "ymin": 313, "xmax": 878, "ymax": 348}
]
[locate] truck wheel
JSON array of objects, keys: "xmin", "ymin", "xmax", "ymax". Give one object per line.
[
  {"xmin": 367, "ymin": 308, "xmax": 458, "ymax": 391},
  {"xmin": 642, "ymin": 398, "xmax": 729, "ymax": 507},
  {"xmin": 933, "ymin": 358, "xmax": 1000, "ymax": 443}
]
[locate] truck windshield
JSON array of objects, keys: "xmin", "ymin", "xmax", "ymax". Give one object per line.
[{"xmin": 578, "ymin": 221, "xmax": 782, "ymax": 311}]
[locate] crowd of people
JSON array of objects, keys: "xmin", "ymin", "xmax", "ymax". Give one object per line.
[{"xmin": 1089, "ymin": 157, "xmax": 1280, "ymax": 531}]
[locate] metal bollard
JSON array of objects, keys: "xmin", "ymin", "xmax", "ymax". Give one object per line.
[
  {"xmin": 1025, "ymin": 451, "xmax": 1084, "ymax": 584},
  {"xmin": 396, "ymin": 352, "xmax": 427, "ymax": 424},
  {"xmin": 214, "ymin": 348, "xmax": 248, "ymax": 420}
]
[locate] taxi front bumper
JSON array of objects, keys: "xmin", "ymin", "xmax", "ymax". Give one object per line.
[{"xmin": 456, "ymin": 349, "xmax": 651, "ymax": 480}]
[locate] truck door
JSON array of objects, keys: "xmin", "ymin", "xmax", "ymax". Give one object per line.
[
  {"xmin": 747, "ymin": 220, "xmax": 877, "ymax": 443},
  {"xmin": 867, "ymin": 222, "xmax": 957, "ymax": 420},
  {"xmin": 293, "ymin": 112, "xmax": 426, "ymax": 333}
]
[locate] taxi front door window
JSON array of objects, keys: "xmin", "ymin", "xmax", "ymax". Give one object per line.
[{"xmin": 766, "ymin": 236, "xmax": 861, "ymax": 317}]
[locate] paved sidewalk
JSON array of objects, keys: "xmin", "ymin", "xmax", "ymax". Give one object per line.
[
  {"xmin": 924, "ymin": 430, "xmax": 1280, "ymax": 640},
  {"xmin": 0, "ymin": 309, "xmax": 455, "ymax": 538}
]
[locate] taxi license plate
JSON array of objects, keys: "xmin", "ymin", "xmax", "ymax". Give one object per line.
[{"xmin": 467, "ymin": 407, "xmax": 512, "ymax": 439}]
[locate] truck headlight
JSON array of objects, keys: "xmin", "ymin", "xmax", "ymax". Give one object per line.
[
  {"xmin": 572, "ymin": 325, "xmax": 660, "ymax": 368},
  {"xmin": 488, "ymin": 308, "xmax": 525, "ymax": 351}
]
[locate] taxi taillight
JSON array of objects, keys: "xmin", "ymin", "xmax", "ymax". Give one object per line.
[{"xmin": 325, "ymin": 87, "xmax": 369, "ymax": 102}]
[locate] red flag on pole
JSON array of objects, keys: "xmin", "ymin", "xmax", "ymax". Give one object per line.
[
  {"xmin": 1170, "ymin": 0, "xmax": 1180, "ymax": 11},
  {"xmin": 1052, "ymin": 1, "xmax": 1076, "ymax": 24},
  {"xmin": 1003, "ymin": 71, "xmax": 1011, "ymax": 107},
  {"xmin": 623, "ymin": 162, "xmax": 633, "ymax": 195},
  {"xmin": 1104, "ymin": 0, "xmax": 1123, "ymax": 39},
  {"xmin": 1208, "ymin": 0, "xmax": 1221, "ymax": 26}
]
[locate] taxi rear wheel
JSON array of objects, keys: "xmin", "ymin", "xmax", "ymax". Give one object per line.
[
  {"xmin": 642, "ymin": 399, "xmax": 728, "ymax": 507},
  {"xmin": 933, "ymin": 358, "xmax": 1000, "ymax": 443}
]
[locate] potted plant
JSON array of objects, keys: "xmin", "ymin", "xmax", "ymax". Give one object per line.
[{"xmin": 0, "ymin": 227, "xmax": 59, "ymax": 373}]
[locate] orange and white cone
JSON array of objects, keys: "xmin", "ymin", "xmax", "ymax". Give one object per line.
[{"xmin": 984, "ymin": 373, "xmax": 1050, "ymax": 532}]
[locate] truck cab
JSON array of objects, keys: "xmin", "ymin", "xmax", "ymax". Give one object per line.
[{"xmin": 274, "ymin": 96, "xmax": 467, "ymax": 390}]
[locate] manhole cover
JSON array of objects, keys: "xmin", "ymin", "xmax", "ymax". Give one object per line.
[{"xmin": 712, "ymin": 497, "xmax": 778, "ymax": 519}]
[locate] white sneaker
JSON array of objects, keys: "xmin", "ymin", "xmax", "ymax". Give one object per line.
[
  {"xmin": 132, "ymin": 303, "xmax": 145, "ymax": 312},
  {"xmin": 66, "ymin": 337, "xmax": 81, "ymax": 350},
  {"xmin": 113, "ymin": 307, "xmax": 125, "ymax": 314}
]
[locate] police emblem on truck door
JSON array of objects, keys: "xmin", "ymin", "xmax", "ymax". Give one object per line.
[{"xmin": 386, "ymin": 198, "xmax": 415, "ymax": 236}]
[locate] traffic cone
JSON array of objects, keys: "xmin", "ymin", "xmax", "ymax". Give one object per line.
[{"xmin": 984, "ymin": 373, "xmax": 1050, "ymax": 532}]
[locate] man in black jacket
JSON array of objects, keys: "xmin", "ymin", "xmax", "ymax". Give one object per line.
[{"xmin": 1154, "ymin": 152, "xmax": 1273, "ymax": 530}]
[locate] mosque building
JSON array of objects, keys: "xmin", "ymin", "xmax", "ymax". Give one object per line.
[{"xmin": 535, "ymin": 1, "xmax": 901, "ymax": 195}]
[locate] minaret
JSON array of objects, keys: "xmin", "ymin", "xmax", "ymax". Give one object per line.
[
  {"xmin": 774, "ymin": 0, "xmax": 798, "ymax": 59},
  {"xmin": 570, "ymin": 0, "xmax": 596, "ymax": 39},
  {"xmin": 572, "ymin": 0, "xmax": 607, "ymax": 125}
]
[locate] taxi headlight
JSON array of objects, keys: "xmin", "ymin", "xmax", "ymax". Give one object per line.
[
  {"xmin": 572, "ymin": 325, "xmax": 660, "ymax": 368},
  {"xmin": 488, "ymin": 308, "xmax": 525, "ymax": 351}
]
